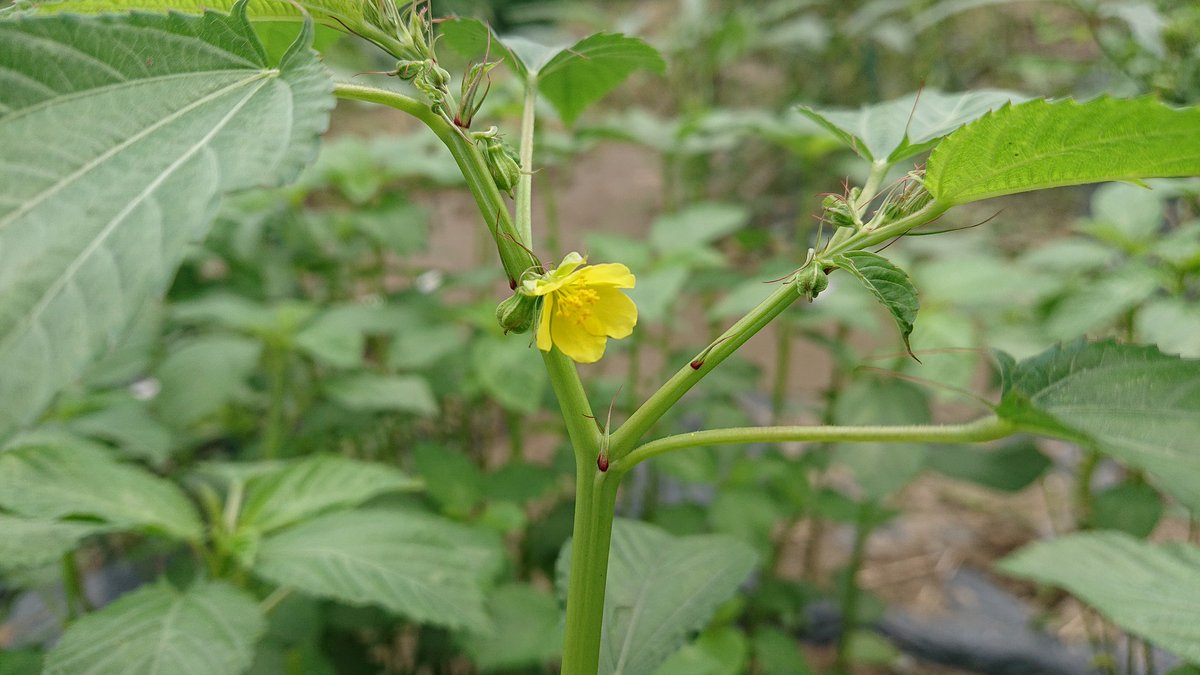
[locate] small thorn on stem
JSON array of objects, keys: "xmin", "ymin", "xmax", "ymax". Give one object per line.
[{"xmin": 689, "ymin": 358, "xmax": 704, "ymax": 370}]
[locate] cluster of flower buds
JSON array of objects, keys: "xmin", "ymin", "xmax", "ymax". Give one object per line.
[
  {"xmin": 820, "ymin": 187, "xmax": 863, "ymax": 230},
  {"xmin": 362, "ymin": 0, "xmax": 433, "ymax": 63},
  {"xmin": 878, "ymin": 169, "xmax": 932, "ymax": 223},
  {"xmin": 456, "ymin": 59, "xmax": 500, "ymax": 129}
]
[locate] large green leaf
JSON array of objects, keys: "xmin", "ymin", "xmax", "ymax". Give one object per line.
[
  {"xmin": 996, "ymin": 340, "xmax": 1200, "ymax": 510},
  {"xmin": 0, "ymin": 433, "xmax": 203, "ymax": 541},
  {"xmin": 0, "ymin": 4, "xmax": 331, "ymax": 441},
  {"xmin": 14, "ymin": 0, "xmax": 361, "ymax": 26},
  {"xmin": 798, "ymin": 89, "xmax": 1025, "ymax": 163},
  {"xmin": 440, "ymin": 18, "xmax": 665, "ymax": 125},
  {"xmin": 927, "ymin": 97, "xmax": 1200, "ymax": 206},
  {"xmin": 556, "ymin": 518, "xmax": 758, "ymax": 675},
  {"xmin": 44, "ymin": 580, "xmax": 264, "ymax": 675},
  {"xmin": 1000, "ymin": 532, "xmax": 1200, "ymax": 660},
  {"xmin": 254, "ymin": 508, "xmax": 503, "ymax": 632},
  {"xmin": 0, "ymin": 514, "xmax": 104, "ymax": 572},
  {"xmin": 830, "ymin": 251, "xmax": 919, "ymax": 352},
  {"xmin": 239, "ymin": 455, "xmax": 421, "ymax": 534}
]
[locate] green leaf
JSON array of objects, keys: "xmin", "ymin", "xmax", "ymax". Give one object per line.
[
  {"xmin": 557, "ymin": 518, "xmax": 758, "ymax": 675},
  {"xmin": 1000, "ymin": 532, "xmax": 1200, "ymax": 660},
  {"xmin": 627, "ymin": 265, "xmax": 689, "ymax": 324},
  {"xmin": 0, "ymin": 514, "xmax": 104, "ymax": 572},
  {"xmin": 655, "ymin": 626, "xmax": 749, "ymax": 675},
  {"xmin": 66, "ymin": 398, "xmax": 175, "ymax": 467},
  {"xmin": 153, "ymin": 334, "xmax": 263, "ymax": 428},
  {"xmin": 996, "ymin": 340, "xmax": 1200, "ymax": 511},
  {"xmin": 538, "ymin": 32, "xmax": 667, "ymax": 126},
  {"xmin": 0, "ymin": 433, "xmax": 203, "ymax": 541},
  {"xmin": 240, "ymin": 454, "xmax": 421, "ymax": 534},
  {"xmin": 831, "ymin": 251, "xmax": 919, "ymax": 352},
  {"xmin": 325, "ymin": 373, "xmax": 438, "ymax": 416},
  {"xmin": 750, "ymin": 627, "xmax": 815, "ymax": 675},
  {"xmin": 650, "ymin": 203, "xmax": 750, "ymax": 254},
  {"xmin": 1137, "ymin": 298, "xmax": 1200, "ymax": 358},
  {"xmin": 798, "ymin": 89, "xmax": 1025, "ymax": 163},
  {"xmin": 45, "ymin": 580, "xmax": 264, "ymax": 675},
  {"xmin": 1043, "ymin": 264, "xmax": 1161, "ymax": 340},
  {"xmin": 0, "ymin": 649, "xmax": 42, "ymax": 675},
  {"xmin": 0, "ymin": 4, "xmax": 331, "ymax": 440},
  {"xmin": 833, "ymin": 378, "xmax": 930, "ymax": 500},
  {"xmin": 470, "ymin": 337, "xmax": 548, "ymax": 415},
  {"xmin": 927, "ymin": 97, "xmax": 1200, "ymax": 206},
  {"xmin": 1090, "ymin": 481, "xmax": 1163, "ymax": 537},
  {"xmin": 440, "ymin": 19, "xmax": 664, "ymax": 125},
  {"xmin": 460, "ymin": 583, "xmax": 562, "ymax": 671},
  {"xmin": 254, "ymin": 508, "xmax": 503, "ymax": 632},
  {"xmin": 926, "ymin": 439, "xmax": 1051, "ymax": 492},
  {"xmin": 17, "ymin": 0, "xmax": 362, "ymax": 29},
  {"xmin": 412, "ymin": 443, "xmax": 484, "ymax": 518}
]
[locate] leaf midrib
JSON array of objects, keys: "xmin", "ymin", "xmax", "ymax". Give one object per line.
[{"xmin": 3, "ymin": 74, "xmax": 274, "ymax": 359}]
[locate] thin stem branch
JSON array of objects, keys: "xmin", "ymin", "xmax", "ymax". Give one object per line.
[
  {"xmin": 609, "ymin": 283, "xmax": 801, "ymax": 459},
  {"xmin": 516, "ymin": 78, "xmax": 538, "ymax": 248},
  {"xmin": 333, "ymin": 82, "xmax": 535, "ymax": 284},
  {"xmin": 260, "ymin": 586, "xmax": 294, "ymax": 614},
  {"xmin": 834, "ymin": 502, "xmax": 875, "ymax": 674},
  {"xmin": 829, "ymin": 199, "xmax": 951, "ymax": 256},
  {"xmin": 612, "ymin": 416, "xmax": 1013, "ymax": 473},
  {"xmin": 61, "ymin": 551, "xmax": 91, "ymax": 621}
]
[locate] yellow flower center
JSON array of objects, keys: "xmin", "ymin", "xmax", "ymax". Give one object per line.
[{"xmin": 556, "ymin": 286, "xmax": 599, "ymax": 324}]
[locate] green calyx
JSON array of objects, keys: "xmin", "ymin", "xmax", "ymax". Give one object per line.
[
  {"xmin": 496, "ymin": 293, "xmax": 539, "ymax": 334},
  {"xmin": 474, "ymin": 128, "xmax": 522, "ymax": 198},
  {"xmin": 792, "ymin": 249, "xmax": 830, "ymax": 301}
]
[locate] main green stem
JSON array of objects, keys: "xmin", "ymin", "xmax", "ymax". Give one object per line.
[{"xmin": 543, "ymin": 349, "xmax": 619, "ymax": 675}]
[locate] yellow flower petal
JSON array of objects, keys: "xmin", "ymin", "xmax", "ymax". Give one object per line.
[
  {"xmin": 582, "ymin": 287, "xmax": 637, "ymax": 339},
  {"xmin": 528, "ymin": 253, "xmax": 637, "ymax": 363},
  {"xmin": 549, "ymin": 305, "xmax": 608, "ymax": 363},
  {"xmin": 526, "ymin": 253, "xmax": 590, "ymax": 296},
  {"xmin": 536, "ymin": 294, "xmax": 554, "ymax": 351},
  {"xmin": 575, "ymin": 263, "xmax": 635, "ymax": 288}
]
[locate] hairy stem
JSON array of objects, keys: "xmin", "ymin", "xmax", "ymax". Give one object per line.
[
  {"xmin": 609, "ymin": 283, "xmax": 801, "ymax": 459},
  {"xmin": 611, "ymin": 416, "xmax": 1013, "ymax": 473},
  {"xmin": 333, "ymin": 83, "xmax": 535, "ymax": 283}
]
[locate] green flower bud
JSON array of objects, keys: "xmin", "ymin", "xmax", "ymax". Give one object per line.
[
  {"xmin": 496, "ymin": 293, "xmax": 538, "ymax": 334},
  {"xmin": 482, "ymin": 136, "xmax": 522, "ymax": 198},
  {"xmin": 794, "ymin": 263, "xmax": 829, "ymax": 301}
]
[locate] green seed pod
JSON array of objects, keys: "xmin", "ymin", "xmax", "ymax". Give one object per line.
[
  {"xmin": 495, "ymin": 293, "xmax": 538, "ymax": 334},
  {"xmin": 794, "ymin": 263, "xmax": 829, "ymax": 301},
  {"xmin": 483, "ymin": 136, "xmax": 522, "ymax": 198}
]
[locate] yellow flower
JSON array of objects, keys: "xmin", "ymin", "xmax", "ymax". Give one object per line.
[{"xmin": 523, "ymin": 252, "xmax": 637, "ymax": 364}]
